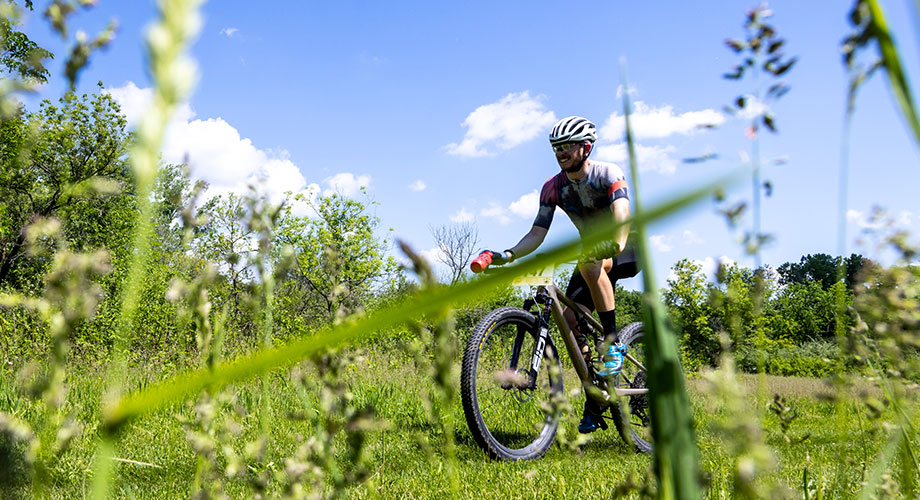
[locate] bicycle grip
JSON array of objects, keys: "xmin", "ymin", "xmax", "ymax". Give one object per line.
[{"xmin": 470, "ymin": 251, "xmax": 492, "ymax": 273}]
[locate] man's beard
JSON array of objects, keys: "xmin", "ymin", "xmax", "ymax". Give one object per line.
[{"xmin": 562, "ymin": 158, "xmax": 586, "ymax": 173}]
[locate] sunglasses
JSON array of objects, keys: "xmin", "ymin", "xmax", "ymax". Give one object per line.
[{"xmin": 552, "ymin": 142, "xmax": 583, "ymax": 153}]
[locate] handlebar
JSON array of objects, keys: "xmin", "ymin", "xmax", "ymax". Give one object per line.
[{"xmin": 470, "ymin": 251, "xmax": 493, "ymax": 273}]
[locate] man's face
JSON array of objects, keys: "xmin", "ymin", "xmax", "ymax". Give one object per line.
[{"xmin": 553, "ymin": 141, "xmax": 587, "ymax": 172}]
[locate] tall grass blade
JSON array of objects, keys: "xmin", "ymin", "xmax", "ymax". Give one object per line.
[
  {"xmin": 803, "ymin": 467, "xmax": 811, "ymax": 500},
  {"xmin": 867, "ymin": 0, "xmax": 920, "ymax": 148},
  {"xmin": 90, "ymin": 0, "xmax": 206, "ymax": 498},
  {"xmin": 101, "ymin": 170, "xmax": 742, "ymax": 431},
  {"xmin": 899, "ymin": 435, "xmax": 918, "ymax": 499},
  {"xmin": 857, "ymin": 426, "xmax": 904, "ymax": 500},
  {"xmin": 853, "ymin": 360, "xmax": 920, "ymax": 499},
  {"xmin": 621, "ymin": 62, "xmax": 701, "ymax": 500}
]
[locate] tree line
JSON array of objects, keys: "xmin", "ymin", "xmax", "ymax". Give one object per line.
[
  {"xmin": 0, "ymin": 6, "xmax": 879, "ymax": 376},
  {"xmin": 0, "ymin": 84, "xmax": 879, "ymax": 375}
]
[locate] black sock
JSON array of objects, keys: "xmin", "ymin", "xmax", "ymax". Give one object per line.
[{"xmin": 597, "ymin": 309, "xmax": 617, "ymax": 343}]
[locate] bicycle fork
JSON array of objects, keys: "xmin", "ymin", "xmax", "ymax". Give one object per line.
[{"xmin": 505, "ymin": 298, "xmax": 554, "ymax": 391}]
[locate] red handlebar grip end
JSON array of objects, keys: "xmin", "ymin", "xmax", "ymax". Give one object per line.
[{"xmin": 470, "ymin": 252, "xmax": 492, "ymax": 273}]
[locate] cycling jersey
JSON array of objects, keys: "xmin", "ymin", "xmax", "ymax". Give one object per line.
[
  {"xmin": 532, "ymin": 160, "xmax": 629, "ymax": 235},
  {"xmin": 532, "ymin": 160, "xmax": 638, "ymax": 309}
]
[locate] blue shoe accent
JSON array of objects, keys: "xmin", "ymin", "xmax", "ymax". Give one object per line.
[
  {"xmin": 597, "ymin": 342, "xmax": 625, "ymax": 377},
  {"xmin": 578, "ymin": 411, "xmax": 603, "ymax": 433},
  {"xmin": 578, "ymin": 400, "xmax": 608, "ymax": 433}
]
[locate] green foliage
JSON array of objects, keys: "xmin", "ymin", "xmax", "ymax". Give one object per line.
[
  {"xmin": 42, "ymin": 0, "xmax": 117, "ymax": 90},
  {"xmin": 0, "ymin": 88, "xmax": 131, "ymax": 290},
  {"xmin": 0, "ymin": 2, "xmax": 53, "ymax": 84},
  {"xmin": 275, "ymin": 192, "xmax": 401, "ymax": 333},
  {"xmin": 843, "ymin": 0, "xmax": 920, "ymax": 148},
  {"xmin": 196, "ymin": 192, "xmax": 258, "ymax": 333},
  {"xmin": 777, "ymin": 253, "xmax": 868, "ymax": 290},
  {"xmin": 763, "ymin": 281, "xmax": 842, "ymax": 344},
  {"xmin": 664, "ymin": 259, "xmax": 718, "ymax": 371},
  {"xmin": 614, "ymin": 285, "xmax": 642, "ymax": 326},
  {"xmin": 662, "ymin": 255, "xmax": 861, "ymax": 376},
  {"xmin": 3, "ymin": 1, "xmax": 919, "ymax": 498},
  {"xmin": 0, "ymin": 217, "xmax": 111, "ymax": 496},
  {"xmin": 736, "ymin": 339, "xmax": 838, "ymax": 377},
  {"xmin": 621, "ymin": 67, "xmax": 701, "ymax": 499}
]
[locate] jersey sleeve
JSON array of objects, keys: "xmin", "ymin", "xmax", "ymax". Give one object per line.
[
  {"xmin": 532, "ymin": 176, "xmax": 558, "ymax": 229},
  {"xmin": 606, "ymin": 166, "xmax": 629, "ymax": 203}
]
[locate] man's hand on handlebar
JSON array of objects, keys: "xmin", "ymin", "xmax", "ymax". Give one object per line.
[
  {"xmin": 490, "ymin": 250, "xmax": 515, "ymax": 265},
  {"xmin": 470, "ymin": 249, "xmax": 515, "ymax": 273}
]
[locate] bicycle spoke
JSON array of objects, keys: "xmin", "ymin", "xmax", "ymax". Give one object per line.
[{"xmin": 462, "ymin": 307, "xmax": 563, "ymax": 459}]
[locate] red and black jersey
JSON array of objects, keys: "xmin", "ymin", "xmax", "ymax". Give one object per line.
[{"xmin": 533, "ymin": 160, "xmax": 629, "ymax": 236}]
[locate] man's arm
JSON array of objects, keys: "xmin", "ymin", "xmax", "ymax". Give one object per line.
[
  {"xmin": 507, "ymin": 225, "xmax": 548, "ymax": 259},
  {"xmin": 611, "ymin": 198, "xmax": 630, "ymax": 254}
]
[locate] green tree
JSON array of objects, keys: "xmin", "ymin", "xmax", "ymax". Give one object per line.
[
  {"xmin": 0, "ymin": 88, "xmax": 131, "ymax": 289},
  {"xmin": 195, "ymin": 191, "xmax": 255, "ymax": 325},
  {"xmin": 151, "ymin": 163, "xmax": 199, "ymax": 255},
  {"xmin": 777, "ymin": 253, "xmax": 868, "ymax": 290},
  {"xmin": 0, "ymin": 1, "xmax": 53, "ymax": 84},
  {"xmin": 663, "ymin": 259, "xmax": 718, "ymax": 370},
  {"xmin": 762, "ymin": 280, "xmax": 840, "ymax": 343},
  {"xmin": 276, "ymin": 192, "xmax": 400, "ymax": 330}
]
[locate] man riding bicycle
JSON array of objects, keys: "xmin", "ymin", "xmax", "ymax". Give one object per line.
[{"xmin": 483, "ymin": 116, "xmax": 639, "ymax": 433}]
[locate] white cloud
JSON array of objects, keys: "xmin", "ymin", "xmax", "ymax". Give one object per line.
[
  {"xmin": 408, "ymin": 179, "xmax": 427, "ymax": 192},
  {"xmin": 509, "ymin": 190, "xmax": 539, "ymax": 218},
  {"xmin": 651, "ymin": 231, "xmax": 703, "ymax": 255},
  {"xmin": 106, "ymin": 81, "xmax": 195, "ymax": 125},
  {"xmin": 450, "ymin": 208, "xmax": 474, "ymax": 223},
  {"xmin": 649, "ymin": 234, "xmax": 673, "ymax": 253},
  {"xmin": 594, "ymin": 142, "xmax": 678, "ymax": 175},
  {"xmin": 323, "ymin": 173, "xmax": 370, "ymax": 197},
  {"xmin": 700, "ymin": 256, "xmax": 736, "ymax": 276},
  {"xmin": 480, "ymin": 203, "xmax": 511, "ymax": 225},
  {"xmin": 682, "ymin": 230, "xmax": 704, "ymax": 245},
  {"xmin": 847, "ymin": 209, "xmax": 885, "ymax": 230},
  {"xmin": 446, "ymin": 91, "xmax": 556, "ymax": 157},
  {"xmin": 847, "ymin": 208, "xmax": 915, "ymax": 230},
  {"xmin": 220, "ymin": 27, "xmax": 239, "ymax": 37},
  {"xmin": 107, "ymin": 81, "xmax": 320, "ymax": 206},
  {"xmin": 600, "ymin": 101, "xmax": 725, "ymax": 141}
]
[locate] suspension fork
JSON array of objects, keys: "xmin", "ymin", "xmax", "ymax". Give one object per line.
[
  {"xmin": 507, "ymin": 298, "xmax": 534, "ymax": 375},
  {"xmin": 507, "ymin": 297, "xmax": 553, "ymax": 389}
]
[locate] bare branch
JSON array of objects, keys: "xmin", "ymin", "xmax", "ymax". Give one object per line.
[{"xmin": 430, "ymin": 222, "xmax": 479, "ymax": 285}]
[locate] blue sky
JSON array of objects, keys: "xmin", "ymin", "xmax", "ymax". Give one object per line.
[{"xmin": 16, "ymin": 1, "xmax": 920, "ymax": 288}]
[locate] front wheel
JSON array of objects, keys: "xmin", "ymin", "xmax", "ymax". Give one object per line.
[
  {"xmin": 611, "ymin": 321, "xmax": 653, "ymax": 454},
  {"xmin": 461, "ymin": 306, "xmax": 564, "ymax": 461}
]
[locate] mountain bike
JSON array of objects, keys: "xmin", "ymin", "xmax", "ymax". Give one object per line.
[{"xmin": 460, "ymin": 253, "xmax": 651, "ymax": 461}]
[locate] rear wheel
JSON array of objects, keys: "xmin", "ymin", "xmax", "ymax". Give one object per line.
[
  {"xmin": 460, "ymin": 306, "xmax": 564, "ymax": 461},
  {"xmin": 611, "ymin": 321, "xmax": 653, "ymax": 454}
]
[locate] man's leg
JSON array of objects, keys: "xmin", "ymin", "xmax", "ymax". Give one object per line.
[
  {"xmin": 578, "ymin": 257, "xmax": 627, "ymax": 379},
  {"xmin": 564, "ymin": 271, "xmax": 611, "ymax": 433},
  {"xmin": 563, "ymin": 304, "xmax": 594, "ymax": 364},
  {"xmin": 577, "ymin": 258, "xmax": 616, "ymax": 340}
]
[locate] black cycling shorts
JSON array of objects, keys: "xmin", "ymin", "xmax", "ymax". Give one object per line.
[{"xmin": 565, "ymin": 245, "xmax": 640, "ymax": 311}]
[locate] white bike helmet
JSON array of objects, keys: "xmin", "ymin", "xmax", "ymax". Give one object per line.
[{"xmin": 549, "ymin": 116, "xmax": 597, "ymax": 145}]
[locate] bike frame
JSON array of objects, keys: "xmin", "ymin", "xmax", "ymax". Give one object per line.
[{"xmin": 527, "ymin": 283, "xmax": 648, "ymax": 406}]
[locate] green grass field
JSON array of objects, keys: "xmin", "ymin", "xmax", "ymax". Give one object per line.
[{"xmin": 0, "ymin": 349, "xmax": 893, "ymax": 499}]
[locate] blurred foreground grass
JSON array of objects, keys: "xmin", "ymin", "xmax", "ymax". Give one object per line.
[{"xmin": 0, "ymin": 349, "xmax": 895, "ymax": 499}]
